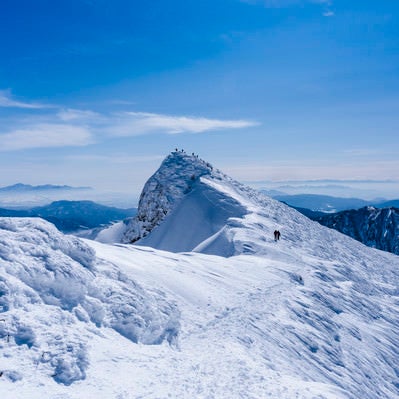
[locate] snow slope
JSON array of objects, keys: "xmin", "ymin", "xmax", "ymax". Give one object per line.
[
  {"xmin": 2, "ymin": 221, "xmax": 398, "ymax": 398},
  {"xmin": 0, "ymin": 218, "xmax": 179, "ymax": 391},
  {"xmin": 1, "ymin": 152, "xmax": 399, "ymax": 398},
  {"xmin": 137, "ymin": 178, "xmax": 247, "ymax": 255}
]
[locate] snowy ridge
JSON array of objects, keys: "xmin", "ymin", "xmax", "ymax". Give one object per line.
[
  {"xmin": 0, "ymin": 218, "xmax": 179, "ymax": 387},
  {"xmin": 123, "ymin": 151, "xmax": 215, "ymax": 243},
  {"xmin": 122, "ymin": 151, "xmax": 351, "ymax": 257},
  {"xmin": 116, "ymin": 152, "xmax": 399, "ymax": 397},
  {"xmin": 89, "ymin": 230, "xmax": 399, "ymax": 399},
  {"xmin": 121, "ymin": 150, "xmax": 278, "ymax": 255}
]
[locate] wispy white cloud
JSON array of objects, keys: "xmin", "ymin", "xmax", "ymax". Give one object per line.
[
  {"xmin": 107, "ymin": 111, "xmax": 259, "ymax": 136},
  {"xmin": 57, "ymin": 108, "xmax": 101, "ymax": 121},
  {"xmin": 241, "ymin": 0, "xmax": 334, "ymax": 15},
  {"xmin": 242, "ymin": 0, "xmax": 330, "ymax": 6},
  {"xmin": 0, "ymin": 89, "xmax": 54, "ymax": 109},
  {"xmin": 0, "ymin": 98, "xmax": 259, "ymax": 150},
  {"xmin": 0, "ymin": 124, "xmax": 93, "ymax": 151},
  {"xmin": 55, "ymin": 109, "xmax": 258, "ymax": 139},
  {"xmin": 65, "ymin": 154, "xmax": 165, "ymax": 164}
]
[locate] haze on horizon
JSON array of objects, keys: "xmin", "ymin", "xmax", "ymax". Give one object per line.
[{"xmin": 1, "ymin": 0, "xmax": 398, "ymax": 199}]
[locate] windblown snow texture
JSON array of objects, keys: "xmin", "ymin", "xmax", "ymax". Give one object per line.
[{"xmin": 0, "ymin": 218, "xmax": 179, "ymax": 386}]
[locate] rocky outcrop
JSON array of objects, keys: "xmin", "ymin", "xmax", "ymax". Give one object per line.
[{"xmin": 315, "ymin": 206, "xmax": 399, "ymax": 255}]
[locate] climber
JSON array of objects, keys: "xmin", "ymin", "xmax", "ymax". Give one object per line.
[{"xmin": 274, "ymin": 230, "xmax": 281, "ymax": 241}]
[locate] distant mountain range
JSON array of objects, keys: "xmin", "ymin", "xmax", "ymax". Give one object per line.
[
  {"xmin": 0, "ymin": 200, "xmax": 136, "ymax": 233},
  {"xmin": 263, "ymin": 192, "xmax": 399, "ymax": 213},
  {"xmin": 3, "ymin": 184, "xmax": 397, "ymax": 255},
  {"xmin": 270, "ymin": 193, "xmax": 370, "ymax": 212},
  {"xmin": 310, "ymin": 206, "xmax": 399, "ymax": 256},
  {"xmin": 376, "ymin": 199, "xmax": 399, "ymax": 208},
  {"xmin": 0, "ymin": 183, "xmax": 136, "ymax": 209},
  {"xmin": 0, "ymin": 183, "xmax": 92, "ymax": 192},
  {"xmin": 265, "ymin": 193, "xmax": 399, "ymax": 256}
]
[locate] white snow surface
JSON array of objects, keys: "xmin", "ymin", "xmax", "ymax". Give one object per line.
[
  {"xmin": 1, "ymin": 152, "xmax": 399, "ymax": 398},
  {"xmin": 95, "ymin": 220, "xmax": 128, "ymax": 244},
  {"xmin": 0, "ymin": 218, "xmax": 179, "ymax": 391}
]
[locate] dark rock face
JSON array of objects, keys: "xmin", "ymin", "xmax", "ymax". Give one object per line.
[
  {"xmin": 123, "ymin": 151, "xmax": 214, "ymax": 243},
  {"xmin": 315, "ymin": 206, "xmax": 399, "ymax": 255}
]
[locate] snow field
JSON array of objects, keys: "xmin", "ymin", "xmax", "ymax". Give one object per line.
[
  {"xmin": 86, "ymin": 238, "xmax": 399, "ymax": 398},
  {"xmin": 1, "ymin": 212, "xmax": 399, "ymax": 397}
]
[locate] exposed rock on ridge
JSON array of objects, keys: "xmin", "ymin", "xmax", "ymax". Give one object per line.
[{"xmin": 123, "ymin": 151, "xmax": 214, "ymax": 243}]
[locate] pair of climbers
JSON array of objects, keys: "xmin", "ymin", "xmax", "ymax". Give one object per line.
[{"xmin": 274, "ymin": 230, "xmax": 281, "ymax": 241}]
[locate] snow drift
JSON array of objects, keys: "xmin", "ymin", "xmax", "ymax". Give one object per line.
[{"xmin": 0, "ymin": 218, "xmax": 179, "ymax": 386}]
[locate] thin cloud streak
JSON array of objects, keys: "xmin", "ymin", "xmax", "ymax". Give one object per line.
[
  {"xmin": 241, "ymin": 0, "xmax": 334, "ymax": 15},
  {"xmin": 0, "ymin": 105, "xmax": 259, "ymax": 150},
  {"xmin": 0, "ymin": 90, "xmax": 54, "ymax": 109},
  {"xmin": 109, "ymin": 112, "xmax": 259, "ymax": 136},
  {"xmin": 241, "ymin": 0, "xmax": 331, "ymax": 7},
  {"xmin": 57, "ymin": 108, "xmax": 101, "ymax": 121},
  {"xmin": 0, "ymin": 124, "xmax": 93, "ymax": 151},
  {"xmin": 65, "ymin": 154, "xmax": 165, "ymax": 164}
]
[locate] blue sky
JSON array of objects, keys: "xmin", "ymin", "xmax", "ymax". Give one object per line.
[{"xmin": 1, "ymin": 0, "xmax": 399, "ymax": 201}]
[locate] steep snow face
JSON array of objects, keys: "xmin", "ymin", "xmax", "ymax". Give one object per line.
[
  {"xmin": 123, "ymin": 151, "xmax": 215, "ymax": 243},
  {"xmin": 137, "ymin": 178, "xmax": 247, "ymax": 255},
  {"xmin": 0, "ymin": 218, "xmax": 179, "ymax": 386},
  {"xmin": 315, "ymin": 206, "xmax": 399, "ymax": 255}
]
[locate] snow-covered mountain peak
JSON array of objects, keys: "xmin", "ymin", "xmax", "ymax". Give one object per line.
[
  {"xmin": 123, "ymin": 150, "xmax": 218, "ymax": 243},
  {"xmin": 121, "ymin": 150, "xmax": 319, "ymax": 256}
]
